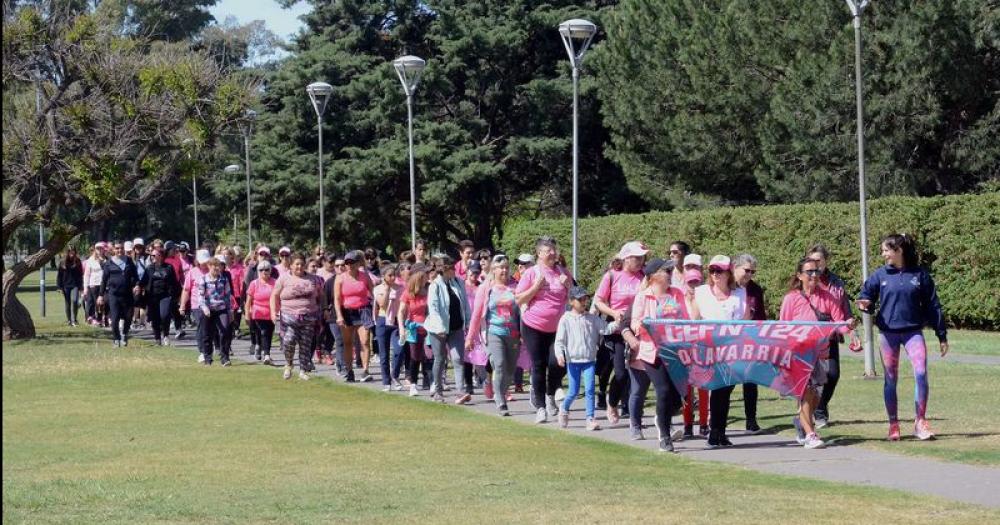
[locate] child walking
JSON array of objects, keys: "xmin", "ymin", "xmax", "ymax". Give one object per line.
[{"xmin": 555, "ymin": 286, "xmax": 607, "ymax": 431}]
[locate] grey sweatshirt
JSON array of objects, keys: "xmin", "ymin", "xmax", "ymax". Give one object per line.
[{"xmin": 555, "ymin": 310, "xmax": 607, "ymax": 363}]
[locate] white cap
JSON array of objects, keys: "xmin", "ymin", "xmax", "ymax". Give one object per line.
[
  {"xmin": 124, "ymin": 241, "xmax": 133, "ymax": 251},
  {"xmin": 683, "ymin": 254, "xmax": 702, "ymax": 267},
  {"xmin": 216, "ymin": 254, "xmax": 227, "ymax": 265},
  {"xmin": 616, "ymin": 241, "xmax": 649, "ymax": 260},
  {"xmin": 132, "ymin": 238, "xmax": 144, "ymax": 246},
  {"xmin": 196, "ymin": 249, "xmax": 211, "ymax": 264},
  {"xmin": 708, "ymin": 254, "xmax": 731, "ymax": 271},
  {"xmin": 515, "ymin": 253, "xmax": 534, "ymax": 264},
  {"xmin": 279, "ymin": 246, "xmax": 291, "ymax": 255}
]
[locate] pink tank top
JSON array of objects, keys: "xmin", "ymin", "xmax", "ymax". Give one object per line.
[
  {"xmin": 278, "ymin": 274, "xmax": 318, "ymax": 316},
  {"xmin": 340, "ymin": 274, "xmax": 370, "ymax": 309}
]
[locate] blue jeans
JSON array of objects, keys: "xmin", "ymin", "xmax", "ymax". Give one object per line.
[
  {"xmin": 562, "ymin": 361, "xmax": 597, "ymax": 419},
  {"xmin": 375, "ymin": 317, "xmax": 401, "ymax": 385}
]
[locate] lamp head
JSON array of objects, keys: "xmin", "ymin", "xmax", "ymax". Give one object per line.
[
  {"xmin": 558, "ymin": 19, "xmax": 598, "ymax": 68},
  {"xmin": 306, "ymin": 81, "xmax": 333, "ymax": 117},
  {"xmin": 224, "ymin": 164, "xmax": 241, "ymax": 174},
  {"xmin": 393, "ymin": 55, "xmax": 426, "ymax": 96}
]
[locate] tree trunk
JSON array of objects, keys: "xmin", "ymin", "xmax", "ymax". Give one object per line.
[
  {"xmin": 2, "ymin": 228, "xmax": 77, "ymax": 340},
  {"xmin": 2, "ymin": 269, "xmax": 36, "ymax": 340}
]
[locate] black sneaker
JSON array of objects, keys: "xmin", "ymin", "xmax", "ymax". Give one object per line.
[
  {"xmin": 706, "ymin": 434, "xmax": 722, "ymax": 449},
  {"xmin": 345, "ymin": 371, "xmax": 357, "ymax": 383},
  {"xmin": 719, "ymin": 436, "xmax": 734, "ymax": 447},
  {"xmin": 597, "ymin": 393, "xmax": 607, "ymax": 410},
  {"xmin": 658, "ymin": 437, "xmax": 675, "ymax": 453},
  {"xmin": 746, "ymin": 418, "xmax": 761, "ymax": 434},
  {"xmin": 221, "ymin": 360, "xmax": 232, "ymax": 367},
  {"xmin": 684, "ymin": 424, "xmax": 694, "ymax": 438},
  {"xmin": 699, "ymin": 425, "xmax": 710, "ymax": 438}
]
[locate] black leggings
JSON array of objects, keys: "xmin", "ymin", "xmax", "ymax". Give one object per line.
[
  {"xmin": 743, "ymin": 383, "xmax": 758, "ymax": 421},
  {"xmin": 522, "ymin": 324, "xmax": 565, "ymax": 409},
  {"xmin": 628, "ymin": 360, "xmax": 682, "ymax": 432},
  {"xmin": 146, "ymin": 295, "xmax": 173, "ymax": 340},
  {"xmin": 252, "ymin": 319, "xmax": 275, "ymax": 356},
  {"xmin": 818, "ymin": 342, "xmax": 841, "ymax": 413},
  {"xmin": 107, "ymin": 296, "xmax": 132, "ymax": 342},
  {"xmin": 710, "ymin": 385, "xmax": 736, "ymax": 436},
  {"xmin": 603, "ymin": 335, "xmax": 631, "ymax": 409}
]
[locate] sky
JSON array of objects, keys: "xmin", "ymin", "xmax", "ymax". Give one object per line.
[{"xmin": 209, "ymin": 0, "xmax": 311, "ymax": 40}]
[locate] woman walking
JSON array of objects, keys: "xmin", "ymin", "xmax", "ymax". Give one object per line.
[
  {"xmin": 780, "ymin": 257, "xmax": 853, "ymax": 449},
  {"xmin": 374, "ymin": 264, "xmax": 403, "ymax": 391},
  {"xmin": 593, "ymin": 241, "xmax": 648, "ymax": 425},
  {"xmin": 623, "ymin": 258, "xmax": 690, "ymax": 451},
  {"xmin": 857, "ymin": 234, "xmax": 948, "ymax": 441},
  {"xmin": 398, "ymin": 265, "xmax": 432, "ymax": 396},
  {"xmin": 515, "ymin": 236, "xmax": 572, "ymax": 424},
  {"xmin": 333, "ymin": 250, "xmax": 376, "ymax": 382},
  {"xmin": 426, "ymin": 255, "xmax": 473, "ymax": 403},
  {"xmin": 82, "ymin": 243, "xmax": 107, "ymax": 326},
  {"xmin": 200, "ymin": 257, "xmax": 235, "ymax": 366},
  {"xmin": 57, "ymin": 248, "xmax": 84, "ymax": 326},
  {"xmin": 246, "ymin": 260, "xmax": 277, "ymax": 363},
  {"xmin": 271, "ymin": 253, "xmax": 322, "ymax": 380},
  {"xmin": 806, "ymin": 243, "xmax": 854, "ymax": 428},
  {"xmin": 140, "ymin": 249, "xmax": 179, "ymax": 346},
  {"xmin": 688, "ymin": 255, "xmax": 750, "ymax": 448},
  {"xmin": 467, "ymin": 255, "xmax": 521, "ymax": 415},
  {"xmin": 733, "ymin": 253, "xmax": 765, "ymax": 433}
]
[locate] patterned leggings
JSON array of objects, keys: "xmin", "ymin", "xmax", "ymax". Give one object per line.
[
  {"xmin": 281, "ymin": 312, "xmax": 316, "ymax": 372},
  {"xmin": 880, "ymin": 330, "xmax": 929, "ymax": 423}
]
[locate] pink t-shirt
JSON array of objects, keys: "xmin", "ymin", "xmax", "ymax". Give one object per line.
[
  {"xmin": 515, "ymin": 264, "xmax": 570, "ymax": 333},
  {"xmin": 630, "ymin": 287, "xmax": 688, "ymax": 366},
  {"xmin": 454, "ymin": 259, "xmax": 469, "ymax": 280},
  {"xmin": 401, "ymin": 290, "xmax": 428, "ymax": 324},
  {"xmin": 277, "ymin": 274, "xmax": 319, "ymax": 316},
  {"xmin": 245, "ymin": 278, "xmax": 274, "ymax": 320},
  {"xmin": 182, "ymin": 265, "xmax": 208, "ymax": 309},
  {"xmin": 779, "ymin": 289, "xmax": 848, "ymax": 326},
  {"xmin": 228, "ymin": 263, "xmax": 246, "ymax": 298},
  {"xmin": 596, "ymin": 269, "xmax": 644, "ymax": 312},
  {"xmin": 340, "ymin": 273, "xmax": 371, "ymax": 309}
]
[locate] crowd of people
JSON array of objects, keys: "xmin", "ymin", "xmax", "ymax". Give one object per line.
[{"xmin": 56, "ymin": 233, "xmax": 948, "ymax": 452}]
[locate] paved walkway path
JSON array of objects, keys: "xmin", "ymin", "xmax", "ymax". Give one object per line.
[{"xmin": 140, "ymin": 329, "xmax": 999, "ymax": 509}]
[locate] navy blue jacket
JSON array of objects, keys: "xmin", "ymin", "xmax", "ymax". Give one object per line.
[
  {"xmin": 858, "ymin": 265, "xmax": 947, "ymax": 342},
  {"xmin": 99, "ymin": 258, "xmax": 139, "ymax": 301}
]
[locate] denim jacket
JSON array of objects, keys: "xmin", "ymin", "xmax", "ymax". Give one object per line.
[{"xmin": 424, "ymin": 275, "xmax": 471, "ymax": 335}]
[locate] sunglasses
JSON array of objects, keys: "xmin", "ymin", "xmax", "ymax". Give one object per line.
[
  {"xmin": 709, "ymin": 268, "xmax": 728, "ymax": 274},
  {"xmin": 479, "ymin": 255, "xmax": 491, "ymax": 260},
  {"xmin": 335, "ymin": 263, "xmax": 346, "ymax": 267},
  {"xmin": 260, "ymin": 269, "xmax": 271, "ymax": 272},
  {"xmin": 741, "ymin": 269, "xmax": 757, "ymax": 274},
  {"xmin": 803, "ymin": 269, "xmax": 821, "ymax": 276}
]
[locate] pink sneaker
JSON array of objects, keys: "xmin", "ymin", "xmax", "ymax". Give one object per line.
[
  {"xmin": 914, "ymin": 419, "xmax": 935, "ymax": 441},
  {"xmin": 888, "ymin": 421, "xmax": 901, "ymax": 441},
  {"xmin": 483, "ymin": 381, "xmax": 494, "ymax": 401}
]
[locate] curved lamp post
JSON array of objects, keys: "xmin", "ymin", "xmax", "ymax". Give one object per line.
[
  {"xmin": 393, "ymin": 55, "xmax": 426, "ymax": 251},
  {"xmin": 558, "ymin": 19, "xmax": 597, "ymax": 279},
  {"xmin": 306, "ymin": 81, "xmax": 333, "ymax": 249}
]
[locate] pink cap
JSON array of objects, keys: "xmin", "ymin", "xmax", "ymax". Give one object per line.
[
  {"xmin": 617, "ymin": 241, "xmax": 649, "ymax": 260},
  {"xmin": 684, "ymin": 268, "xmax": 703, "ymax": 284},
  {"xmin": 278, "ymin": 246, "xmax": 291, "ymax": 255},
  {"xmin": 258, "ymin": 246, "xmax": 271, "ymax": 255},
  {"xmin": 708, "ymin": 255, "xmax": 731, "ymax": 271}
]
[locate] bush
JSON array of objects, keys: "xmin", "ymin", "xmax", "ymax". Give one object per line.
[{"xmin": 499, "ymin": 193, "xmax": 1000, "ymax": 329}]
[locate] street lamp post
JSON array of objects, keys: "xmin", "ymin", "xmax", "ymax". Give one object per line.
[
  {"xmin": 239, "ymin": 110, "xmax": 256, "ymax": 250},
  {"xmin": 306, "ymin": 82, "xmax": 333, "ymax": 250},
  {"xmin": 393, "ymin": 55, "xmax": 426, "ymax": 252},
  {"xmin": 558, "ymin": 19, "xmax": 597, "ymax": 279},
  {"xmin": 846, "ymin": 0, "xmax": 876, "ymax": 377}
]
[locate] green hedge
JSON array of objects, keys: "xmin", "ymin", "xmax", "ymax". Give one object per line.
[{"xmin": 499, "ymin": 193, "xmax": 1000, "ymax": 329}]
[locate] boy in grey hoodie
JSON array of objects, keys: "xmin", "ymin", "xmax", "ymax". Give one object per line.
[{"xmin": 555, "ymin": 286, "xmax": 607, "ymax": 431}]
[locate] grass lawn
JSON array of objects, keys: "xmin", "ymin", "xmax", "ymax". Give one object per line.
[
  {"xmin": 4, "ymin": 294, "xmax": 1000, "ymax": 523},
  {"xmin": 745, "ymin": 356, "xmax": 1000, "ymax": 466}
]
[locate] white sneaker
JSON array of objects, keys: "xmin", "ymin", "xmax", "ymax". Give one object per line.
[
  {"xmin": 283, "ymin": 365, "xmax": 292, "ymax": 380},
  {"xmin": 803, "ymin": 433, "xmax": 826, "ymax": 449},
  {"xmin": 263, "ymin": 355, "xmax": 272, "ymax": 365},
  {"xmin": 409, "ymin": 384, "xmax": 419, "ymax": 397},
  {"xmin": 392, "ymin": 379, "xmax": 404, "ymax": 391},
  {"xmin": 382, "ymin": 385, "xmax": 391, "ymax": 392},
  {"xmin": 299, "ymin": 370, "xmax": 310, "ymax": 381},
  {"xmin": 546, "ymin": 395, "xmax": 560, "ymax": 418},
  {"xmin": 197, "ymin": 353, "xmax": 205, "ymax": 363},
  {"xmin": 558, "ymin": 412, "xmax": 569, "ymax": 428},
  {"xmin": 554, "ymin": 387, "xmax": 566, "ymax": 402},
  {"xmin": 535, "ymin": 407, "xmax": 547, "ymax": 424},
  {"xmin": 430, "ymin": 382, "xmax": 437, "ymax": 393}
]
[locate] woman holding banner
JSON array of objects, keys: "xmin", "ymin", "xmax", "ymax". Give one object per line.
[
  {"xmin": 687, "ymin": 255, "xmax": 749, "ymax": 448},
  {"xmin": 780, "ymin": 257, "xmax": 854, "ymax": 449},
  {"xmin": 623, "ymin": 258, "xmax": 689, "ymax": 452},
  {"xmin": 857, "ymin": 233, "xmax": 947, "ymax": 442}
]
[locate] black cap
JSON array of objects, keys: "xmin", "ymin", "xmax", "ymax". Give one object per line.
[
  {"xmin": 643, "ymin": 258, "xmax": 674, "ymax": 276},
  {"xmin": 468, "ymin": 260, "xmax": 483, "ymax": 274},
  {"xmin": 344, "ymin": 250, "xmax": 364, "ymax": 263},
  {"xmin": 568, "ymin": 286, "xmax": 591, "ymax": 301}
]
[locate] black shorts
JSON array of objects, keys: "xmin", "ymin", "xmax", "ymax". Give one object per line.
[{"xmin": 342, "ymin": 306, "xmax": 375, "ymax": 329}]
